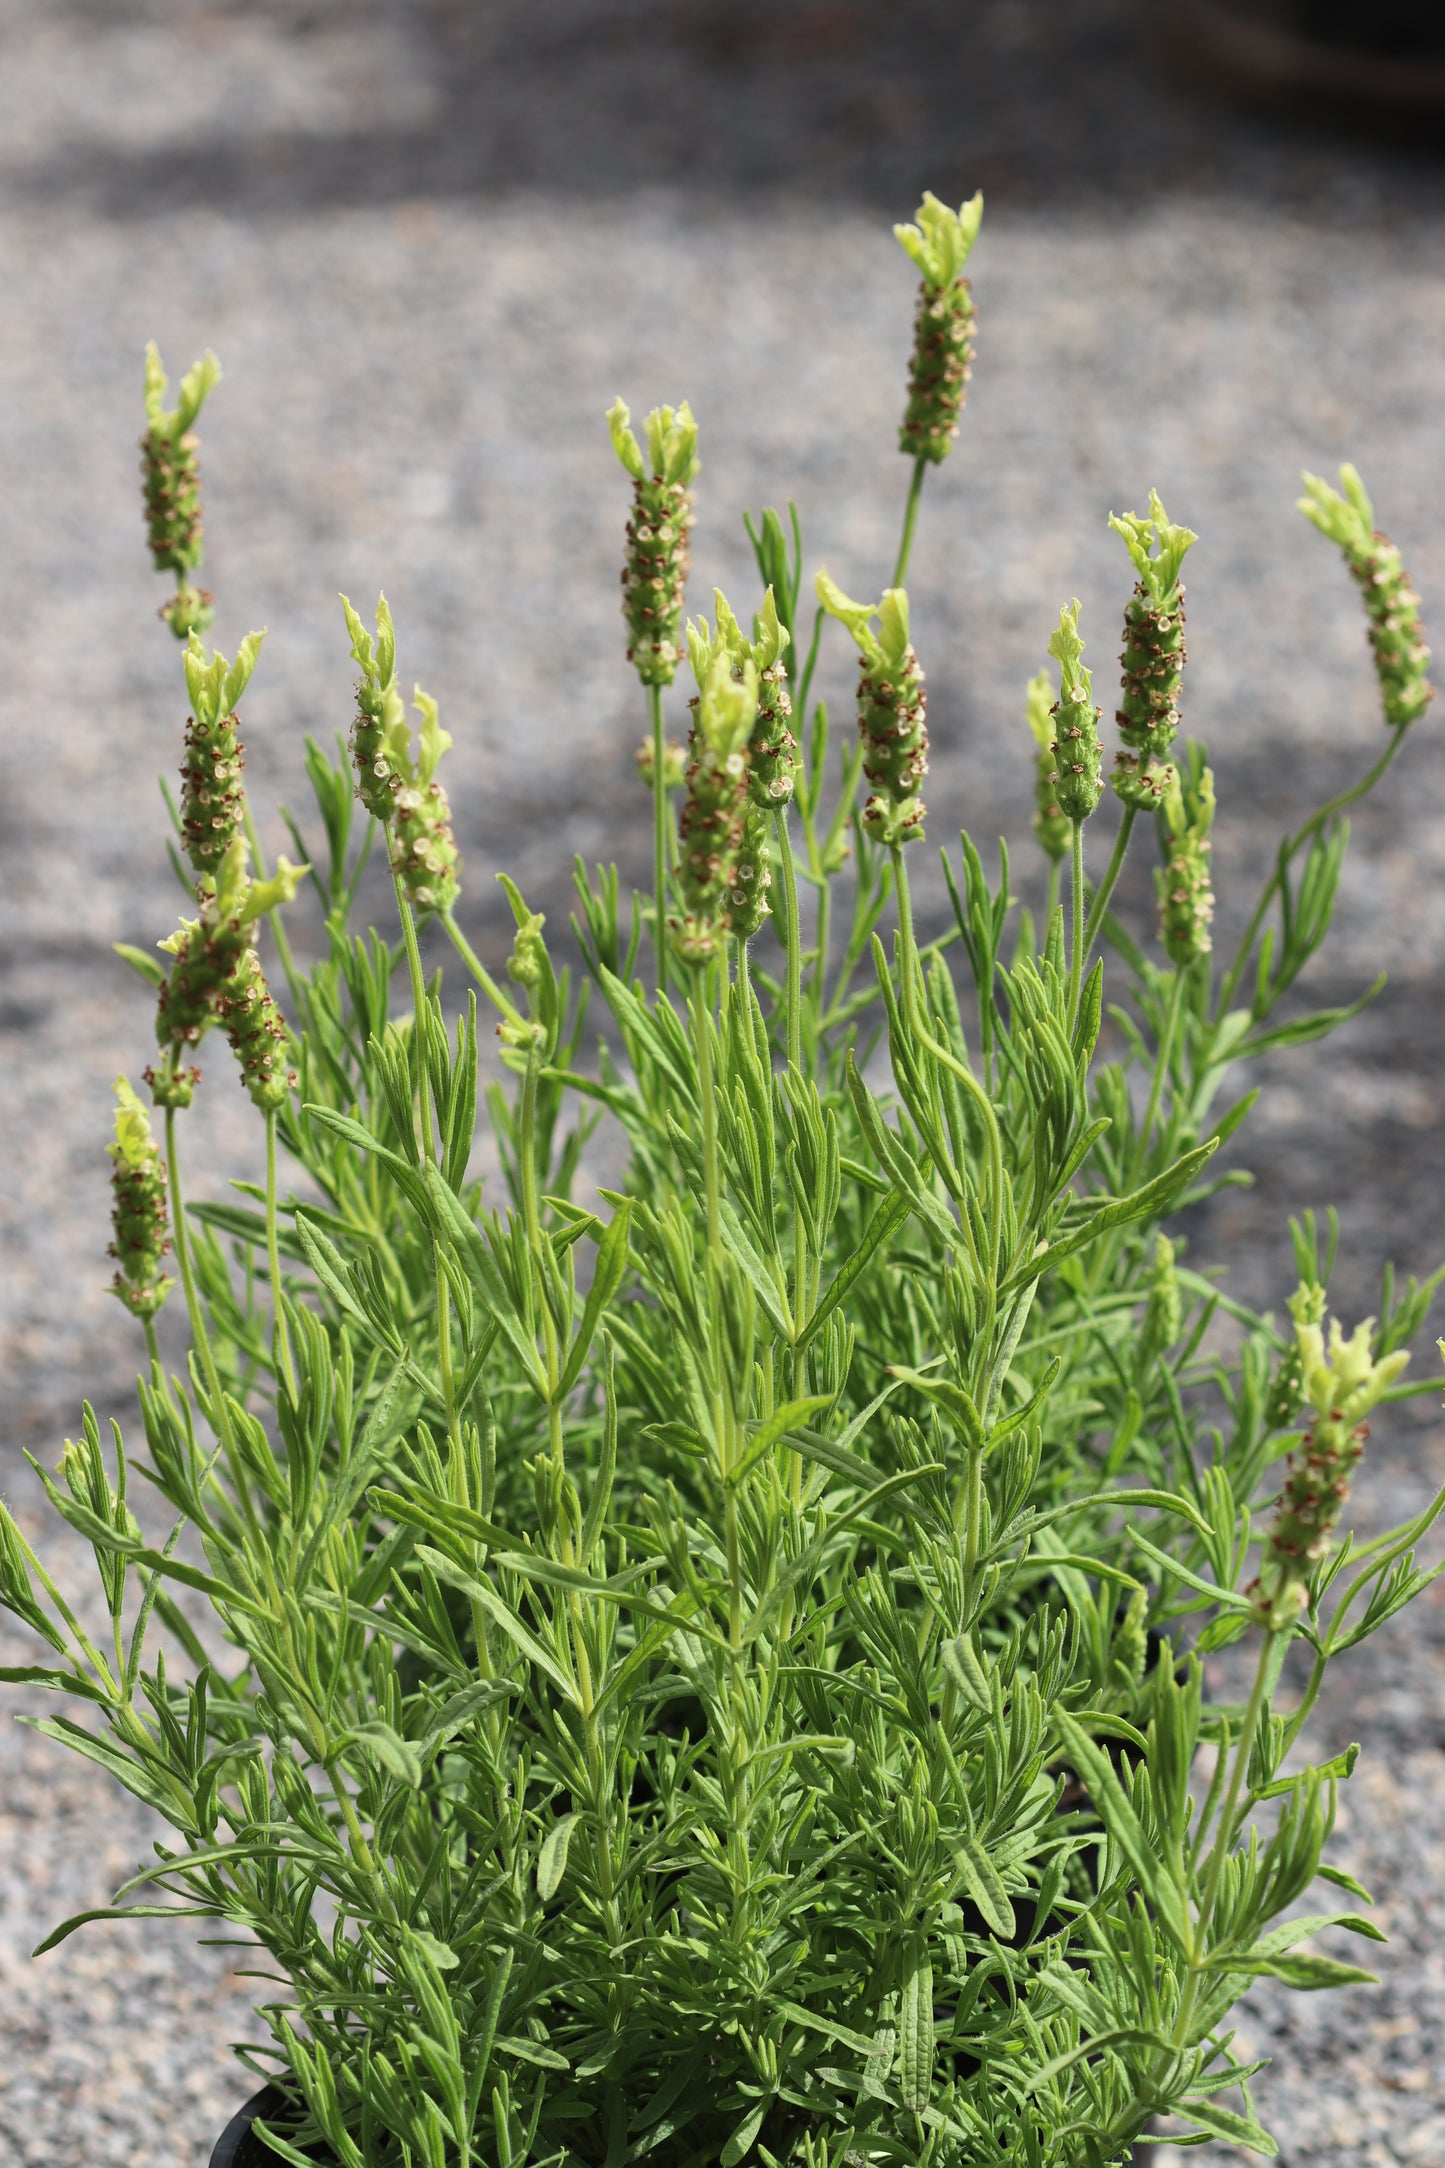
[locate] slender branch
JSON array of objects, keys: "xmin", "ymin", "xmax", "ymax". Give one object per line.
[
  {"xmin": 1080, "ymin": 804, "xmax": 1136, "ymax": 962},
  {"xmin": 1068, "ymin": 818, "xmax": 1085, "ymax": 1026},
  {"xmin": 893, "ymin": 454, "xmax": 928, "ymax": 588},
  {"xmin": 775, "ymin": 810, "xmax": 803, "ymax": 1074},
  {"xmin": 649, "ymin": 681, "xmax": 670, "ymax": 996},
  {"xmin": 266, "ymin": 1110, "xmax": 298, "ymax": 1405}
]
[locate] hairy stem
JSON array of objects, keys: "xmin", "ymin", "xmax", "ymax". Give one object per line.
[
  {"xmin": 776, "ymin": 809, "xmax": 804, "ymax": 1075},
  {"xmin": 649, "ymin": 680, "xmax": 670, "ymax": 996},
  {"xmin": 893, "ymin": 453, "xmax": 928, "ymax": 588},
  {"xmin": 1080, "ymin": 803, "xmax": 1136, "ymax": 963},
  {"xmin": 266, "ymin": 1110, "xmax": 298, "ymax": 1405},
  {"xmin": 1069, "ymin": 817, "xmax": 1085, "ymax": 1027}
]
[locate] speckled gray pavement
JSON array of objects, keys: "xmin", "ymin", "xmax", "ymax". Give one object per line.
[{"xmin": 3, "ymin": 2, "xmax": 1445, "ymax": 2162}]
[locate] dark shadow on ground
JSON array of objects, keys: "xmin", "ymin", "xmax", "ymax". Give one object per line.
[{"xmin": 18, "ymin": 0, "xmax": 1445, "ymax": 223}]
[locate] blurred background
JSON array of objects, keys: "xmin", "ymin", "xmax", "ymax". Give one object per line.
[{"xmin": 2, "ymin": 2, "xmax": 1445, "ymax": 2162}]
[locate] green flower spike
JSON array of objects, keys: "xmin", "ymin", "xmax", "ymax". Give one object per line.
[
  {"xmin": 1109, "ymin": 491, "xmax": 1197, "ymax": 811},
  {"xmin": 672, "ymin": 646, "xmax": 759, "ymax": 964},
  {"xmin": 1155, "ymin": 764, "xmax": 1215, "ymax": 967},
  {"xmin": 894, "ymin": 190, "xmax": 983, "ymax": 465},
  {"xmin": 106, "ymin": 1077, "xmax": 174, "ymax": 1320},
  {"xmin": 153, "ymin": 841, "xmax": 307, "ymax": 1111},
  {"xmin": 702, "ymin": 585, "xmax": 799, "ymax": 811},
  {"xmin": 141, "ymin": 343, "xmax": 222, "ymax": 638},
  {"xmin": 342, "ymin": 597, "xmax": 461, "ymax": 914},
  {"xmin": 1299, "ymin": 464, "xmax": 1435, "ymax": 727},
  {"xmin": 608, "ymin": 397, "xmax": 699, "ymax": 688},
  {"xmin": 179, "ymin": 629, "xmax": 265, "ymax": 882},
  {"xmin": 1046, "ymin": 602, "xmax": 1102, "ymax": 823},
  {"xmin": 1025, "ymin": 668, "xmax": 1069, "ymax": 861},
  {"xmin": 1252, "ymin": 1292, "xmax": 1409, "ymax": 1630},
  {"xmin": 816, "ymin": 573, "xmax": 929, "ymax": 846}
]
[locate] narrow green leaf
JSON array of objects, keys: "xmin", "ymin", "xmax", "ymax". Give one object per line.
[
  {"xmin": 955, "ymin": 1831, "xmax": 1015, "ymax": 1939},
  {"xmin": 720, "ymin": 2100, "xmax": 767, "ymax": 2168},
  {"xmin": 537, "ymin": 1812, "xmax": 581, "ymax": 1902},
  {"xmin": 1001, "ymin": 1140, "xmax": 1219, "ymax": 1298},
  {"xmin": 898, "ymin": 1935, "xmax": 934, "ymax": 2111},
  {"xmin": 941, "ymin": 1635, "xmax": 992, "ymax": 1712},
  {"xmin": 346, "ymin": 1719, "xmax": 422, "ymax": 1789}
]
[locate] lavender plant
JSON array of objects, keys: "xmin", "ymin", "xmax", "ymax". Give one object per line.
[{"xmin": 2, "ymin": 197, "xmax": 1443, "ymax": 2168}]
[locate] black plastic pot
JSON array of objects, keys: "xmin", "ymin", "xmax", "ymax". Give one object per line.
[{"xmin": 210, "ymin": 2087, "xmax": 331, "ymax": 2168}]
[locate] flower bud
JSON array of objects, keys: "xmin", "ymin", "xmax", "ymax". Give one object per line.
[
  {"xmin": 1046, "ymin": 602, "xmax": 1102, "ymax": 823},
  {"xmin": 894, "ymin": 192, "xmax": 983, "ymax": 465},
  {"xmin": 1109, "ymin": 491, "xmax": 1196, "ymax": 811},
  {"xmin": 215, "ymin": 945, "xmax": 296, "ymax": 1112},
  {"xmin": 816, "ymin": 574, "xmax": 929, "ymax": 847},
  {"xmin": 727, "ymin": 806, "xmax": 773, "ymax": 943},
  {"xmin": 1155, "ymin": 764, "xmax": 1215, "ymax": 967},
  {"xmin": 609, "ymin": 397, "xmax": 699, "ymax": 688},
  {"xmin": 140, "ymin": 344, "xmax": 222, "ymax": 637},
  {"xmin": 672, "ymin": 648, "xmax": 758, "ymax": 963},
  {"xmin": 153, "ymin": 841, "xmax": 305, "ymax": 1108},
  {"xmin": 1252, "ymin": 1294, "xmax": 1408, "ymax": 1630},
  {"xmin": 107, "ymin": 1077, "xmax": 173, "ymax": 1320},
  {"xmin": 1265, "ymin": 1280, "xmax": 1325, "ymax": 1431},
  {"xmin": 693, "ymin": 586, "xmax": 799, "ymax": 812},
  {"xmin": 1025, "ymin": 668, "xmax": 1069, "ymax": 861},
  {"xmin": 1299, "ymin": 465, "xmax": 1435, "ymax": 727},
  {"xmin": 341, "ymin": 598, "xmax": 461, "ymax": 914},
  {"xmin": 389, "ymin": 691, "xmax": 461, "ymax": 917},
  {"xmin": 179, "ymin": 630, "xmax": 264, "ymax": 882}
]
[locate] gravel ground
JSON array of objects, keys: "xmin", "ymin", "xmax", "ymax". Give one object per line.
[{"xmin": 3, "ymin": 1, "xmax": 1445, "ymax": 2161}]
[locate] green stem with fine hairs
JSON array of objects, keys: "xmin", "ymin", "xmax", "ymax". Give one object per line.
[
  {"xmin": 893, "ymin": 454, "xmax": 928, "ymax": 588},
  {"xmin": 394, "ymin": 874, "xmax": 460, "ymax": 1452},
  {"xmin": 776, "ymin": 810, "xmax": 803, "ymax": 1075},
  {"xmin": 649, "ymin": 682, "xmax": 669, "ymax": 996},
  {"xmin": 1080, "ymin": 803, "xmax": 1136, "ymax": 962},
  {"xmin": 1068, "ymin": 818, "xmax": 1085, "ymax": 1027},
  {"xmin": 266, "ymin": 1110, "xmax": 298, "ymax": 1405}
]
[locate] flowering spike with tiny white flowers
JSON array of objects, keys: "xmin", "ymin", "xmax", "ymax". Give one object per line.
[
  {"xmin": 152, "ymin": 841, "xmax": 306, "ymax": 1110},
  {"xmin": 609, "ymin": 397, "xmax": 699, "ymax": 688},
  {"xmin": 341, "ymin": 597, "xmax": 460, "ymax": 914},
  {"xmin": 1046, "ymin": 602, "xmax": 1102, "ymax": 823},
  {"xmin": 697, "ymin": 584, "xmax": 799, "ymax": 813},
  {"xmin": 894, "ymin": 192, "xmax": 983, "ymax": 465},
  {"xmin": 1025, "ymin": 668, "xmax": 1069, "ymax": 861},
  {"xmin": 1110, "ymin": 491, "xmax": 1196, "ymax": 811},
  {"xmin": 1299, "ymin": 464, "xmax": 1435, "ymax": 727},
  {"xmin": 106, "ymin": 1078, "xmax": 173, "ymax": 1320},
  {"xmin": 1156, "ymin": 764, "xmax": 1215, "ymax": 966},
  {"xmin": 179, "ymin": 629, "xmax": 264, "ymax": 882},
  {"xmin": 140, "ymin": 343, "xmax": 222, "ymax": 638},
  {"xmin": 673, "ymin": 647, "xmax": 758, "ymax": 963},
  {"xmin": 816, "ymin": 573, "xmax": 929, "ymax": 846},
  {"xmin": 1252, "ymin": 1293, "xmax": 1409, "ymax": 1629}
]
